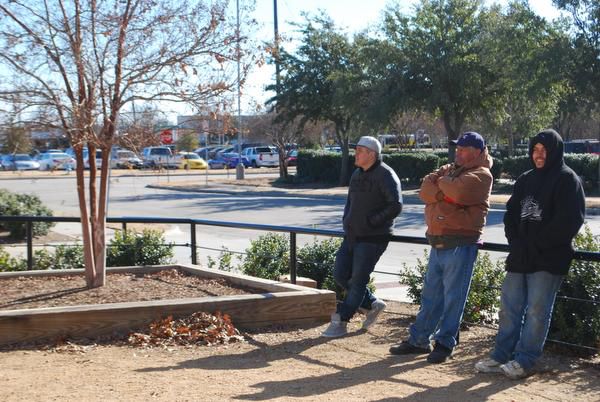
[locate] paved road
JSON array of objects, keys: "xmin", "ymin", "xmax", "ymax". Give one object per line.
[{"xmin": 2, "ymin": 173, "xmax": 599, "ymax": 301}]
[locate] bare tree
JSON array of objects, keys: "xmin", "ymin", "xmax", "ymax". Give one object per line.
[{"xmin": 0, "ymin": 0, "xmax": 256, "ymax": 287}]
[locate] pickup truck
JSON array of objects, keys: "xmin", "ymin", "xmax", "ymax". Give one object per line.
[{"xmin": 241, "ymin": 146, "xmax": 279, "ymax": 168}]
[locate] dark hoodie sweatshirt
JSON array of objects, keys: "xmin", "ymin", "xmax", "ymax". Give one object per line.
[{"xmin": 504, "ymin": 129, "xmax": 586, "ymax": 275}]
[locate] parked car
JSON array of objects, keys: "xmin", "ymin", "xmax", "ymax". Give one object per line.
[
  {"xmin": 142, "ymin": 146, "xmax": 177, "ymax": 169},
  {"xmin": 285, "ymin": 150, "xmax": 298, "ymax": 167},
  {"xmin": 215, "ymin": 146, "xmax": 237, "ymax": 158},
  {"xmin": 221, "ymin": 152, "xmax": 251, "ymax": 168},
  {"xmin": 65, "ymin": 147, "xmax": 103, "ymax": 169},
  {"xmin": 0, "ymin": 154, "xmax": 40, "ymax": 171},
  {"xmin": 193, "ymin": 147, "xmax": 211, "ymax": 160},
  {"xmin": 110, "ymin": 149, "xmax": 143, "ymax": 169},
  {"xmin": 208, "ymin": 156, "xmax": 228, "ymax": 169},
  {"xmin": 176, "ymin": 152, "xmax": 208, "ymax": 170},
  {"xmin": 241, "ymin": 146, "xmax": 279, "ymax": 168},
  {"xmin": 36, "ymin": 152, "xmax": 76, "ymax": 170}
]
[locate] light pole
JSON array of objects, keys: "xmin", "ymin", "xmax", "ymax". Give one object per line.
[{"xmin": 235, "ymin": 0, "xmax": 245, "ymax": 180}]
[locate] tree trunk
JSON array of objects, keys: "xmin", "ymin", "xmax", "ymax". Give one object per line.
[
  {"xmin": 337, "ymin": 134, "xmax": 350, "ymax": 187},
  {"xmin": 74, "ymin": 146, "xmax": 97, "ymax": 287}
]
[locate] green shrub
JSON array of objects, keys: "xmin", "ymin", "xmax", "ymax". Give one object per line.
[
  {"xmin": 296, "ymin": 150, "xmax": 354, "ymax": 183},
  {"xmin": 0, "ymin": 244, "xmax": 84, "ymax": 272},
  {"xmin": 0, "ymin": 246, "xmax": 22, "ymax": 271},
  {"xmin": 564, "ymin": 154, "xmax": 599, "ymax": 191},
  {"xmin": 502, "ymin": 155, "xmax": 531, "ymax": 180},
  {"xmin": 238, "ymin": 234, "xmax": 375, "ymax": 299},
  {"xmin": 501, "ymin": 153, "xmax": 598, "ymax": 189},
  {"xmin": 549, "ymin": 225, "xmax": 600, "ymax": 355},
  {"xmin": 240, "ymin": 233, "xmax": 289, "ymax": 280},
  {"xmin": 106, "ymin": 229, "xmax": 174, "ymax": 266},
  {"xmin": 30, "ymin": 245, "xmax": 85, "ymax": 270},
  {"xmin": 0, "ymin": 189, "xmax": 54, "ymax": 239},
  {"xmin": 297, "ymin": 237, "xmax": 342, "ymax": 290},
  {"xmin": 207, "ymin": 247, "xmax": 236, "ymax": 272},
  {"xmin": 399, "ymin": 250, "xmax": 506, "ymax": 325},
  {"xmin": 490, "ymin": 158, "xmax": 503, "ymax": 181},
  {"xmin": 383, "ymin": 153, "xmax": 440, "ymax": 184}
]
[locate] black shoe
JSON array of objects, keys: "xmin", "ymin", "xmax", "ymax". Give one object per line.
[
  {"xmin": 389, "ymin": 341, "xmax": 431, "ymax": 355},
  {"xmin": 427, "ymin": 342, "xmax": 453, "ymax": 364}
]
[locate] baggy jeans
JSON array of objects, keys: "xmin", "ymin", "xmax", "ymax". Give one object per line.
[
  {"xmin": 491, "ymin": 271, "xmax": 564, "ymax": 370},
  {"xmin": 333, "ymin": 238, "xmax": 388, "ymax": 322},
  {"xmin": 408, "ymin": 244, "xmax": 478, "ymax": 350}
]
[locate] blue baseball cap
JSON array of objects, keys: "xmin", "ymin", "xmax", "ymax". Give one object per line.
[{"xmin": 451, "ymin": 132, "xmax": 485, "ymax": 151}]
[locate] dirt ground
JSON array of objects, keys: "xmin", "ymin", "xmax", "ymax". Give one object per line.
[{"xmin": 1, "ymin": 271, "xmax": 599, "ymax": 402}]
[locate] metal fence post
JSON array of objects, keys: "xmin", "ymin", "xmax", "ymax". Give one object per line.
[
  {"xmin": 289, "ymin": 232, "xmax": 297, "ymax": 284},
  {"xmin": 190, "ymin": 222, "xmax": 197, "ymax": 265},
  {"xmin": 26, "ymin": 221, "xmax": 33, "ymax": 270}
]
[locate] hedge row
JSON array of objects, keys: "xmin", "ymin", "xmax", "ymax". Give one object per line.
[
  {"xmin": 297, "ymin": 150, "xmax": 598, "ymax": 189},
  {"xmin": 297, "ymin": 150, "xmax": 439, "ymax": 184},
  {"xmin": 503, "ymin": 153, "xmax": 599, "ymax": 189}
]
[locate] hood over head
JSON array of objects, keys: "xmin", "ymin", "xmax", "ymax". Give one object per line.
[{"xmin": 529, "ymin": 129, "xmax": 564, "ymax": 172}]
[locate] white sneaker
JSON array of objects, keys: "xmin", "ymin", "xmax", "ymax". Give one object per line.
[
  {"xmin": 475, "ymin": 357, "xmax": 503, "ymax": 373},
  {"xmin": 361, "ymin": 299, "xmax": 387, "ymax": 330},
  {"xmin": 500, "ymin": 360, "xmax": 528, "ymax": 379},
  {"xmin": 321, "ymin": 313, "xmax": 348, "ymax": 338}
]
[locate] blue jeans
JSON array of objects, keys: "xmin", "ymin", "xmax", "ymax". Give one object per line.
[
  {"xmin": 491, "ymin": 271, "xmax": 564, "ymax": 370},
  {"xmin": 408, "ymin": 244, "xmax": 478, "ymax": 350},
  {"xmin": 333, "ymin": 238, "xmax": 388, "ymax": 322}
]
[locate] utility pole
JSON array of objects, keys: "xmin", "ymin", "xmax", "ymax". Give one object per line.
[
  {"xmin": 235, "ymin": 0, "xmax": 245, "ymax": 180},
  {"xmin": 274, "ymin": 0, "xmax": 281, "ymax": 96}
]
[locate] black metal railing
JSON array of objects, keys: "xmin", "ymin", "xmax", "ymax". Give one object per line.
[{"xmin": 3, "ymin": 215, "xmax": 598, "ymax": 272}]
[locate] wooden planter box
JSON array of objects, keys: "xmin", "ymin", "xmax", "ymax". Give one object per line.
[{"xmin": 0, "ymin": 264, "xmax": 336, "ymax": 346}]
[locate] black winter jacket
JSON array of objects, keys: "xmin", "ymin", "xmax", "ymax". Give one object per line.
[
  {"xmin": 342, "ymin": 159, "xmax": 402, "ymax": 242},
  {"xmin": 504, "ymin": 129, "xmax": 585, "ymax": 275}
]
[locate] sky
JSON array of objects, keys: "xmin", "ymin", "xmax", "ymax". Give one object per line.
[
  {"xmin": 165, "ymin": 0, "xmax": 568, "ymax": 120},
  {"xmin": 239, "ymin": 0, "xmax": 567, "ymax": 114}
]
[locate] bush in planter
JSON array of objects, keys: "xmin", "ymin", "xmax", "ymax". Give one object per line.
[
  {"xmin": 0, "ymin": 244, "xmax": 84, "ymax": 272},
  {"xmin": 399, "ymin": 250, "xmax": 505, "ymax": 324},
  {"xmin": 239, "ymin": 234, "xmax": 375, "ymax": 299},
  {"xmin": 0, "ymin": 189, "xmax": 54, "ymax": 239},
  {"xmin": 29, "ymin": 245, "xmax": 85, "ymax": 270},
  {"xmin": 297, "ymin": 237, "xmax": 342, "ymax": 290},
  {"xmin": 240, "ymin": 232, "xmax": 289, "ymax": 280},
  {"xmin": 107, "ymin": 229, "xmax": 174, "ymax": 266},
  {"xmin": 383, "ymin": 153, "xmax": 440, "ymax": 184},
  {"xmin": 0, "ymin": 246, "xmax": 22, "ymax": 272},
  {"xmin": 548, "ymin": 225, "xmax": 600, "ymax": 355}
]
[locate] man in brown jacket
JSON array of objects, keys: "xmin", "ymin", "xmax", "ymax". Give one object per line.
[{"xmin": 389, "ymin": 132, "xmax": 493, "ymax": 363}]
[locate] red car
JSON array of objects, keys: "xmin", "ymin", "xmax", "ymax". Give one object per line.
[{"xmin": 285, "ymin": 150, "xmax": 298, "ymax": 166}]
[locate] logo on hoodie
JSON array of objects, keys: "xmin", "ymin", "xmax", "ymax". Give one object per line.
[{"xmin": 520, "ymin": 196, "xmax": 542, "ymax": 222}]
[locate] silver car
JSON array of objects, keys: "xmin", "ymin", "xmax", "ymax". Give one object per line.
[
  {"xmin": 36, "ymin": 152, "xmax": 76, "ymax": 170},
  {"xmin": 1, "ymin": 154, "xmax": 40, "ymax": 170}
]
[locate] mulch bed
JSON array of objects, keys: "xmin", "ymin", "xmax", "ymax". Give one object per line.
[{"xmin": 0, "ymin": 269, "xmax": 256, "ymax": 311}]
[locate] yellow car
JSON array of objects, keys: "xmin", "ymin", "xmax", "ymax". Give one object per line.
[{"xmin": 176, "ymin": 152, "xmax": 208, "ymax": 170}]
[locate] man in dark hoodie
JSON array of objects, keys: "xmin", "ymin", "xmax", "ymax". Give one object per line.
[
  {"xmin": 475, "ymin": 129, "xmax": 585, "ymax": 379},
  {"xmin": 322, "ymin": 136, "xmax": 402, "ymax": 338}
]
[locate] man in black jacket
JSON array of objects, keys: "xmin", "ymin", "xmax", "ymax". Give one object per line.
[
  {"xmin": 475, "ymin": 129, "xmax": 586, "ymax": 379},
  {"xmin": 322, "ymin": 136, "xmax": 402, "ymax": 337}
]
